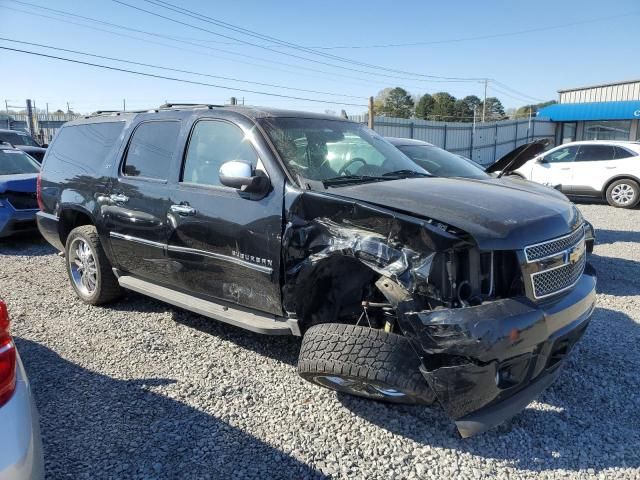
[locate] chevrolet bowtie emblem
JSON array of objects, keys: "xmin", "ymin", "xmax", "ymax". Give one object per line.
[{"xmin": 567, "ymin": 242, "xmax": 585, "ymax": 265}]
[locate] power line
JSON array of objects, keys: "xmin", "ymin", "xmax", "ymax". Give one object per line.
[
  {"xmin": 0, "ymin": 37, "xmax": 366, "ymax": 99},
  {"xmin": 3, "ymin": 2, "xmax": 481, "ymax": 89},
  {"xmin": 132, "ymin": 0, "xmax": 547, "ymax": 104},
  {"xmin": 490, "ymin": 80, "xmax": 544, "ymax": 103},
  {"xmin": 301, "ymin": 11, "xmax": 640, "ymax": 50},
  {"xmin": 114, "ymin": 0, "xmax": 485, "ymax": 82},
  {"xmin": 0, "ymin": 46, "xmax": 368, "ymax": 107}
]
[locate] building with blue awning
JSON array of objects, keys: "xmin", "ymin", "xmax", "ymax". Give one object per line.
[{"xmin": 537, "ymin": 79, "xmax": 640, "ymax": 144}]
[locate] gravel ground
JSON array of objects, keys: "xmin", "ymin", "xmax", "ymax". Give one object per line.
[{"xmin": 1, "ymin": 203, "xmax": 639, "ymax": 479}]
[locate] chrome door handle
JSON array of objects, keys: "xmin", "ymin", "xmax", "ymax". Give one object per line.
[
  {"xmin": 170, "ymin": 204, "xmax": 196, "ymax": 216},
  {"xmin": 560, "ymin": 167, "xmax": 570, "ymax": 170},
  {"xmin": 110, "ymin": 193, "xmax": 129, "ymax": 203},
  {"xmin": 605, "ymin": 166, "xmax": 617, "ymax": 169}
]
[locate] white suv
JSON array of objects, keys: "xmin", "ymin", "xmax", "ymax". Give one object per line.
[{"xmin": 513, "ymin": 141, "xmax": 640, "ymax": 208}]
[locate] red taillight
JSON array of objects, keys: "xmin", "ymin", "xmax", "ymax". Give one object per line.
[
  {"xmin": 36, "ymin": 173, "xmax": 44, "ymax": 211},
  {"xmin": 0, "ymin": 301, "xmax": 17, "ymax": 407}
]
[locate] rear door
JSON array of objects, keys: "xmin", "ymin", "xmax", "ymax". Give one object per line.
[
  {"xmin": 105, "ymin": 119, "xmax": 182, "ymax": 285},
  {"xmin": 571, "ymin": 144, "xmax": 616, "ymax": 194},
  {"xmin": 165, "ymin": 117, "xmax": 284, "ymax": 315},
  {"xmin": 529, "ymin": 145, "xmax": 578, "ymax": 193}
]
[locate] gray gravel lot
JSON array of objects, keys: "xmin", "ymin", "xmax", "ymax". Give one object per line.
[{"xmin": 1, "ymin": 203, "xmax": 639, "ymax": 479}]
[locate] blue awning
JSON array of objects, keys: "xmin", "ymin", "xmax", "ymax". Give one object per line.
[{"xmin": 537, "ymin": 101, "xmax": 640, "ymax": 121}]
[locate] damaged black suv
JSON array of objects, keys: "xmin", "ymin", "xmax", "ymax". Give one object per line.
[{"xmin": 37, "ymin": 105, "xmax": 596, "ymax": 437}]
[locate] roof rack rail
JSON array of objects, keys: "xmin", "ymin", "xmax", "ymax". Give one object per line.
[
  {"xmin": 158, "ymin": 103, "xmax": 224, "ymax": 110},
  {"xmin": 85, "ymin": 109, "xmax": 152, "ymax": 118}
]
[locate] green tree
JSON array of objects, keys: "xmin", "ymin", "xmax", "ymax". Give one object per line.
[
  {"xmin": 373, "ymin": 87, "xmax": 393, "ymax": 115},
  {"xmin": 415, "ymin": 93, "xmax": 434, "ymax": 119},
  {"xmin": 515, "ymin": 100, "xmax": 556, "ymax": 118},
  {"xmin": 379, "ymin": 87, "xmax": 414, "ymax": 118},
  {"xmin": 479, "ymin": 97, "xmax": 505, "ymax": 121},
  {"xmin": 431, "ymin": 92, "xmax": 456, "ymax": 121}
]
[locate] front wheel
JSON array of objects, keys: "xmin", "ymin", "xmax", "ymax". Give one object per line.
[
  {"xmin": 606, "ymin": 179, "xmax": 640, "ymax": 208},
  {"xmin": 298, "ymin": 323, "xmax": 435, "ymax": 404},
  {"xmin": 65, "ymin": 225, "xmax": 122, "ymax": 305}
]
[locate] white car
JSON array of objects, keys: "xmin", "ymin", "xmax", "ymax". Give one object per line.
[
  {"xmin": 0, "ymin": 301, "xmax": 44, "ymax": 480},
  {"xmin": 512, "ymin": 141, "xmax": 640, "ymax": 208}
]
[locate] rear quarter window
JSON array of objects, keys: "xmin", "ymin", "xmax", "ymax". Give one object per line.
[{"xmin": 44, "ymin": 122, "xmax": 125, "ymax": 175}]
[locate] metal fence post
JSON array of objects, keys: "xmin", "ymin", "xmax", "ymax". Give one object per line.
[
  {"xmin": 493, "ymin": 122, "xmax": 498, "ymax": 161},
  {"xmin": 469, "ymin": 123, "xmax": 474, "ymax": 159},
  {"xmin": 409, "ymin": 122, "xmax": 414, "ymax": 139},
  {"xmin": 443, "ymin": 124, "xmax": 448, "ymax": 149},
  {"xmin": 514, "ymin": 121, "xmax": 518, "ymax": 149}
]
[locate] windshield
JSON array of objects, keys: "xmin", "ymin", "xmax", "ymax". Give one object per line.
[
  {"xmin": 0, "ymin": 131, "xmax": 40, "ymax": 147},
  {"xmin": 398, "ymin": 145, "xmax": 489, "ymax": 180},
  {"xmin": 0, "ymin": 149, "xmax": 40, "ymax": 175},
  {"xmin": 260, "ymin": 118, "xmax": 428, "ymax": 184}
]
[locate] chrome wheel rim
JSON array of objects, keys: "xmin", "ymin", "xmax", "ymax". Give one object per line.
[
  {"xmin": 314, "ymin": 375, "xmax": 407, "ymax": 399},
  {"xmin": 69, "ymin": 238, "xmax": 98, "ymax": 296},
  {"xmin": 611, "ymin": 184, "xmax": 635, "ymax": 205}
]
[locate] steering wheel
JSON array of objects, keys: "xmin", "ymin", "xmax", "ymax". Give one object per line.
[{"xmin": 338, "ymin": 157, "xmax": 367, "ymax": 176}]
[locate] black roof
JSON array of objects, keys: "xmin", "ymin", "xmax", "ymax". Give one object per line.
[{"xmin": 64, "ymin": 104, "xmax": 352, "ymax": 126}]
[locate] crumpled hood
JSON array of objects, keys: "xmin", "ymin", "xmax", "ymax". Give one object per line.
[
  {"xmin": 328, "ymin": 177, "xmax": 582, "ymax": 250},
  {"xmin": 0, "ymin": 174, "xmax": 38, "ymax": 194}
]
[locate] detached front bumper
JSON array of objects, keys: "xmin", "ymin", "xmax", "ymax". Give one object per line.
[{"xmin": 401, "ymin": 264, "xmax": 596, "ymax": 437}]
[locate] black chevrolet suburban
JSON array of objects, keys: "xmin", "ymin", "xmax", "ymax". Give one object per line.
[{"xmin": 37, "ymin": 105, "xmax": 596, "ymax": 437}]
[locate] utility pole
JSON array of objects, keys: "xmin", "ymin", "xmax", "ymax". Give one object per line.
[
  {"xmin": 482, "ymin": 79, "xmax": 488, "ymax": 123},
  {"xmin": 123, "ymin": 99, "xmax": 126, "ymax": 112},
  {"xmin": 4, "ymin": 100, "xmax": 8, "ymax": 115},
  {"xmin": 368, "ymin": 96, "xmax": 374, "ymax": 130},
  {"xmin": 66, "ymin": 102, "xmax": 70, "ymax": 114},
  {"xmin": 26, "ymin": 99, "xmax": 35, "ymax": 135}
]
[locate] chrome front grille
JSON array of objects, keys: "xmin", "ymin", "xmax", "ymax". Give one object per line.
[
  {"xmin": 532, "ymin": 253, "xmax": 586, "ymax": 298},
  {"xmin": 524, "ymin": 226, "xmax": 587, "ymax": 300},
  {"xmin": 525, "ymin": 226, "xmax": 585, "ymax": 262}
]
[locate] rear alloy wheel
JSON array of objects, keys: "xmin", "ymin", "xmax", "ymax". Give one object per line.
[
  {"xmin": 65, "ymin": 225, "xmax": 122, "ymax": 305},
  {"xmin": 298, "ymin": 323, "xmax": 435, "ymax": 404},
  {"xmin": 606, "ymin": 179, "xmax": 640, "ymax": 208}
]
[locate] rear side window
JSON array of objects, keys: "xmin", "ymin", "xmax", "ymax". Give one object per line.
[
  {"xmin": 45, "ymin": 122, "xmax": 124, "ymax": 174},
  {"xmin": 181, "ymin": 120, "xmax": 258, "ymax": 187},
  {"xmin": 577, "ymin": 145, "xmax": 615, "ymax": 162},
  {"xmin": 123, "ymin": 121, "xmax": 181, "ymax": 180},
  {"xmin": 614, "ymin": 146, "xmax": 637, "ymax": 159}
]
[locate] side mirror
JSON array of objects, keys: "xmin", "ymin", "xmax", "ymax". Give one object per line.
[
  {"xmin": 536, "ymin": 157, "xmax": 547, "ymax": 164},
  {"xmin": 42, "ymin": 143, "xmax": 48, "ymax": 148},
  {"xmin": 219, "ymin": 160, "xmax": 270, "ymax": 194}
]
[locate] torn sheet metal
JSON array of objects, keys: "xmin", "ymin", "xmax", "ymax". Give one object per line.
[{"xmin": 281, "ymin": 188, "xmax": 465, "ymax": 316}]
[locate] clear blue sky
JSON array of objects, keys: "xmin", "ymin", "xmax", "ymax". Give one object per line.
[{"xmin": 1, "ymin": 0, "xmax": 638, "ymax": 115}]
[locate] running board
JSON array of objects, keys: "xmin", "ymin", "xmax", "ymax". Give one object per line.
[{"xmin": 117, "ymin": 275, "xmax": 298, "ymax": 336}]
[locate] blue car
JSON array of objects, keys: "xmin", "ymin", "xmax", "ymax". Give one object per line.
[{"xmin": 0, "ymin": 145, "xmax": 40, "ymax": 238}]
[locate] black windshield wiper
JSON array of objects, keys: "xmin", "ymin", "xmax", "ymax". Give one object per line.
[
  {"xmin": 322, "ymin": 175, "xmax": 390, "ymax": 187},
  {"xmin": 382, "ymin": 170, "xmax": 432, "ymax": 178}
]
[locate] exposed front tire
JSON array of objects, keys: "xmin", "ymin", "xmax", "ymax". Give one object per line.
[
  {"xmin": 606, "ymin": 179, "xmax": 640, "ymax": 208},
  {"xmin": 65, "ymin": 225, "xmax": 122, "ymax": 305},
  {"xmin": 298, "ymin": 323, "xmax": 435, "ymax": 404}
]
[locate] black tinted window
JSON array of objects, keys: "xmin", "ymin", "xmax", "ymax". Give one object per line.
[
  {"xmin": 182, "ymin": 120, "xmax": 258, "ymax": 186},
  {"xmin": 45, "ymin": 122, "xmax": 124, "ymax": 174},
  {"xmin": 577, "ymin": 145, "xmax": 615, "ymax": 162},
  {"xmin": 614, "ymin": 146, "xmax": 636, "ymax": 159},
  {"xmin": 0, "ymin": 131, "xmax": 40, "ymax": 147},
  {"xmin": 0, "ymin": 149, "xmax": 40, "ymax": 175},
  {"xmin": 123, "ymin": 121, "xmax": 181, "ymax": 179},
  {"xmin": 544, "ymin": 145, "xmax": 578, "ymax": 163}
]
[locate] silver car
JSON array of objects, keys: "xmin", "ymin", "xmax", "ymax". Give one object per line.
[{"xmin": 0, "ymin": 301, "xmax": 44, "ymax": 480}]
